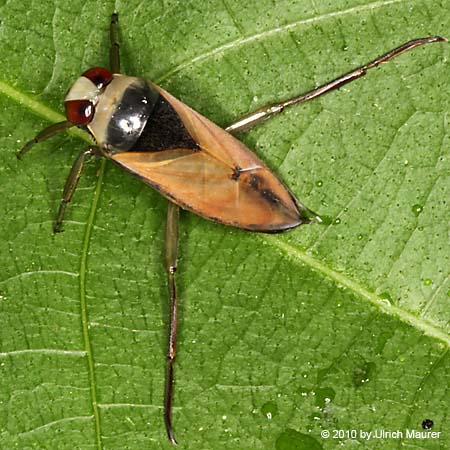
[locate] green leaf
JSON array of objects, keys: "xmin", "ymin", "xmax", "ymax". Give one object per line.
[{"xmin": 1, "ymin": 1, "xmax": 449, "ymax": 449}]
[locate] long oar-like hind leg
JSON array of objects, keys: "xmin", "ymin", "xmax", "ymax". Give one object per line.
[
  {"xmin": 109, "ymin": 11, "xmax": 182, "ymax": 444},
  {"xmin": 164, "ymin": 201, "xmax": 180, "ymax": 446},
  {"xmin": 225, "ymin": 36, "xmax": 446, "ymax": 134}
]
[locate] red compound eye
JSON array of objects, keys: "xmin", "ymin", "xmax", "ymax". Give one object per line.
[
  {"xmin": 82, "ymin": 67, "xmax": 113, "ymax": 88},
  {"xmin": 65, "ymin": 99, "xmax": 94, "ymax": 125}
]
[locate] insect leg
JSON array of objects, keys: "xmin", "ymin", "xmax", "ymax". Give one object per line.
[
  {"xmin": 164, "ymin": 201, "xmax": 180, "ymax": 446},
  {"xmin": 110, "ymin": 12, "xmax": 120, "ymax": 73},
  {"xmin": 16, "ymin": 121, "xmax": 73, "ymax": 159},
  {"xmin": 54, "ymin": 146, "xmax": 99, "ymax": 233},
  {"xmin": 225, "ymin": 36, "xmax": 446, "ymax": 134}
]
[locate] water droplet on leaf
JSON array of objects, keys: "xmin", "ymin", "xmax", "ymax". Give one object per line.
[
  {"xmin": 261, "ymin": 401, "xmax": 278, "ymax": 419},
  {"xmin": 314, "ymin": 387, "xmax": 336, "ymax": 408},
  {"xmin": 353, "ymin": 361, "xmax": 376, "ymax": 387},
  {"xmin": 379, "ymin": 292, "xmax": 392, "ymax": 306}
]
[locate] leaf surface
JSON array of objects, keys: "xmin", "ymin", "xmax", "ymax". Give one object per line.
[{"xmin": 1, "ymin": 1, "xmax": 449, "ymax": 449}]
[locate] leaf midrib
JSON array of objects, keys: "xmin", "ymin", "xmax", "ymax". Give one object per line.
[
  {"xmin": 79, "ymin": 157, "xmax": 106, "ymax": 450},
  {"xmin": 264, "ymin": 235, "xmax": 450, "ymax": 347}
]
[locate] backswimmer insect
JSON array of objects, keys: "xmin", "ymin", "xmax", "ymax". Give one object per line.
[{"xmin": 17, "ymin": 13, "xmax": 446, "ymax": 445}]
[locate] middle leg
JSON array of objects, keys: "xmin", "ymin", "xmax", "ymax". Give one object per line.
[{"xmin": 54, "ymin": 146, "xmax": 99, "ymax": 232}]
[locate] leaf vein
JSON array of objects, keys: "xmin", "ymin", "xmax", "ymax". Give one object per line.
[
  {"xmin": 0, "ymin": 270, "xmax": 78, "ymax": 284},
  {"xmin": 98, "ymin": 403, "xmax": 165, "ymax": 410},
  {"xmin": 0, "ymin": 348, "xmax": 86, "ymax": 358},
  {"xmin": 308, "ymin": 109, "xmax": 416, "ymax": 252},
  {"xmin": 156, "ymin": 0, "xmax": 409, "ymax": 83},
  {"xmin": 18, "ymin": 415, "xmax": 93, "ymax": 437}
]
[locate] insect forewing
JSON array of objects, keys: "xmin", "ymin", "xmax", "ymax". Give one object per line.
[{"xmin": 112, "ymin": 84, "xmax": 312, "ymax": 232}]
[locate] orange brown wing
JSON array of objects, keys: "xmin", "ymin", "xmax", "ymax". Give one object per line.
[{"xmin": 111, "ymin": 84, "xmax": 310, "ymax": 232}]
